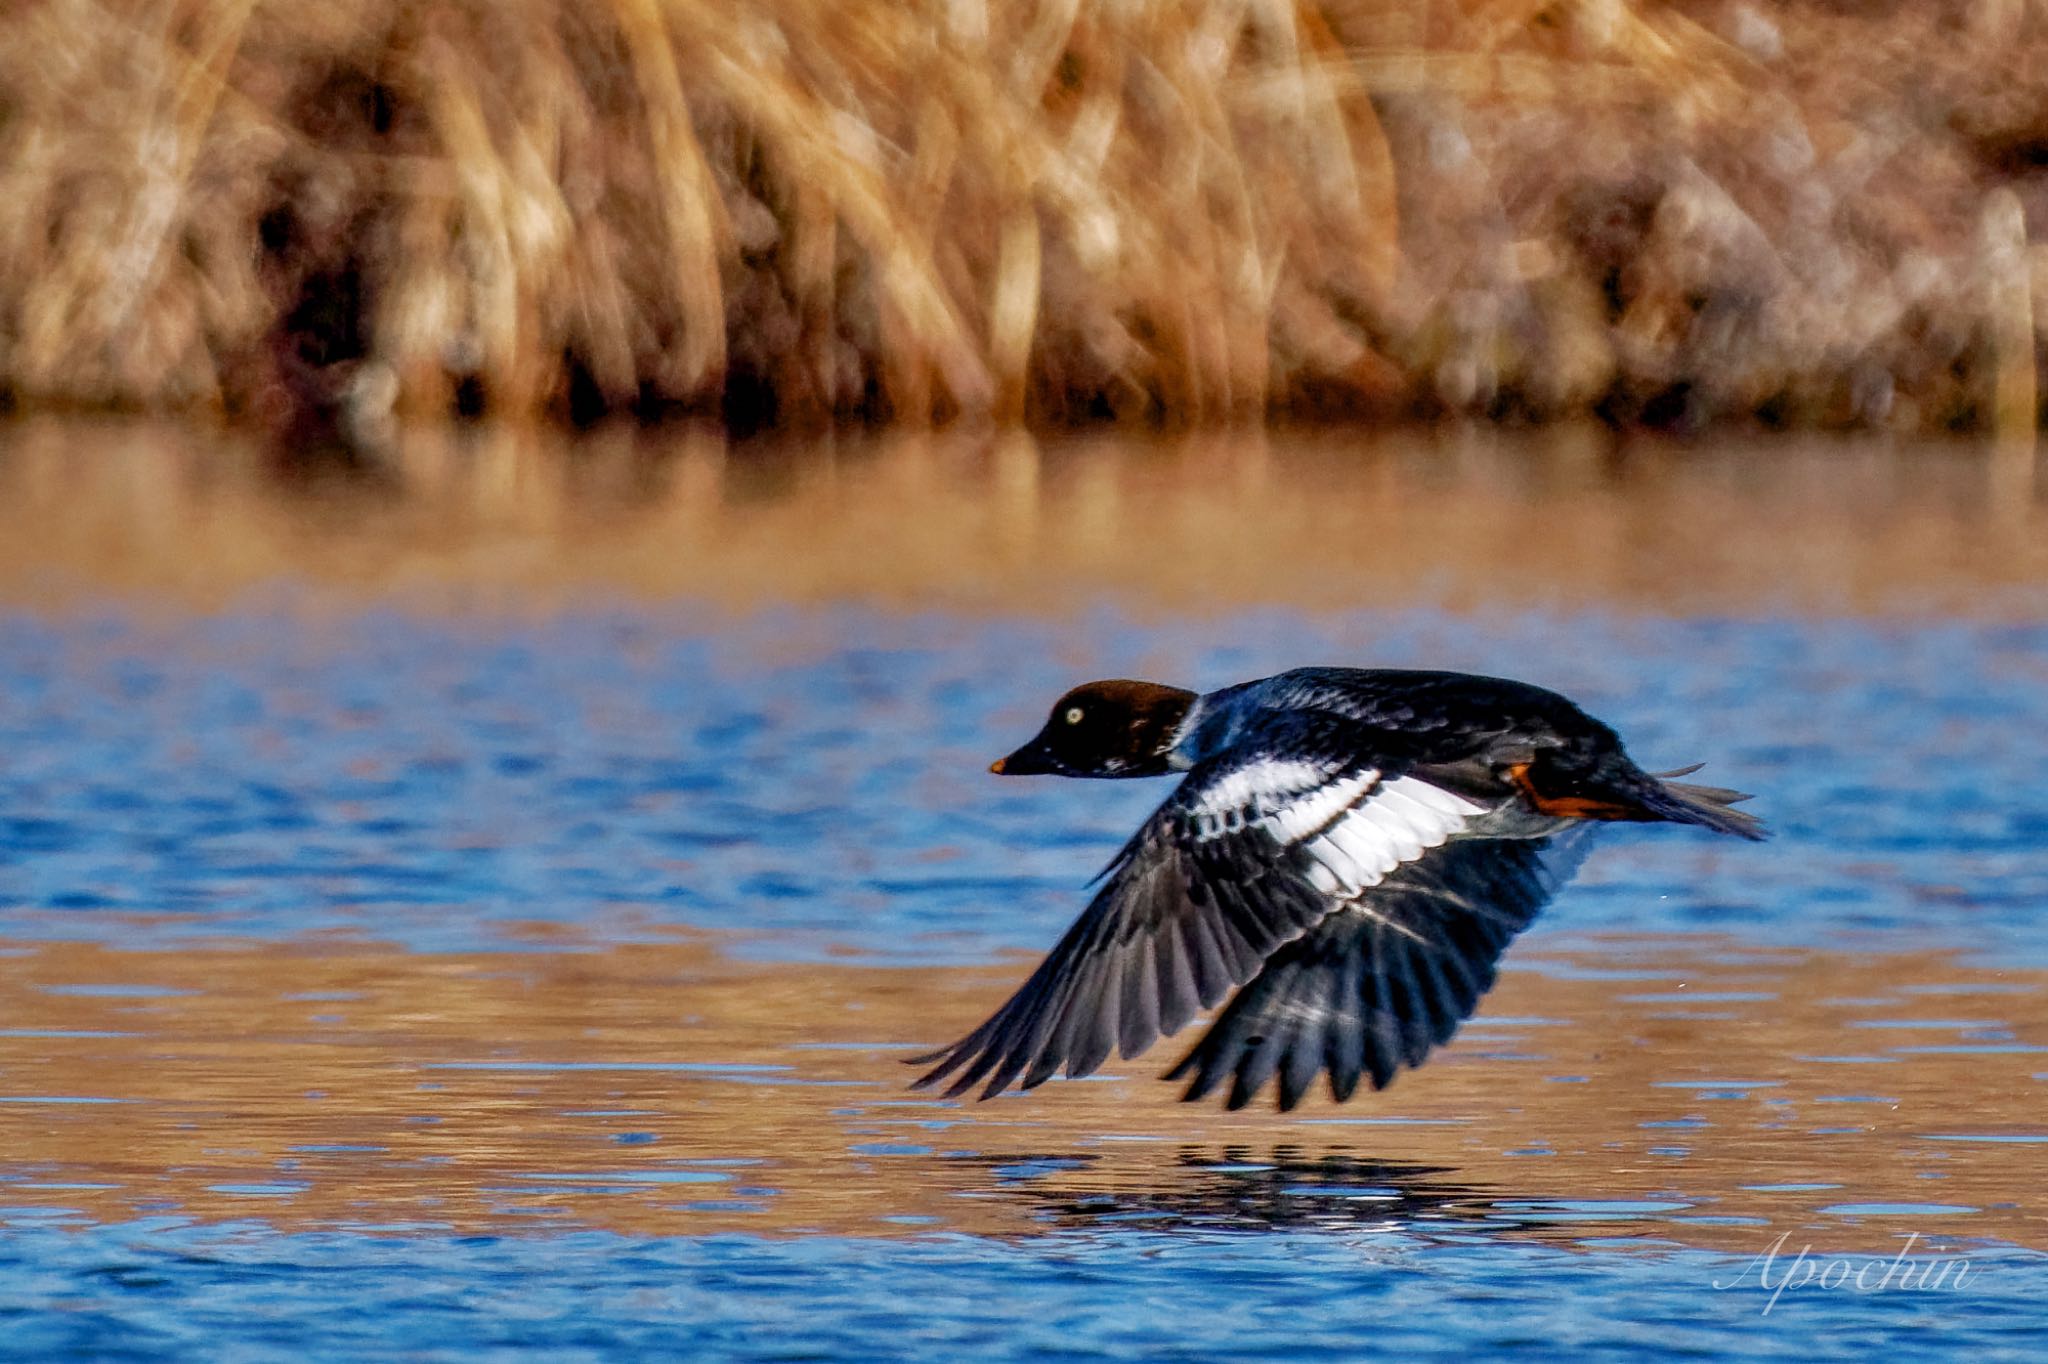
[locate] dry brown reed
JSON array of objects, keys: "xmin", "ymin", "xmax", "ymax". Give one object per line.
[{"xmin": 3, "ymin": 0, "xmax": 2048, "ymax": 430}]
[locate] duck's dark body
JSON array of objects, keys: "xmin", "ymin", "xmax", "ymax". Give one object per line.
[{"xmin": 912, "ymin": 667, "xmax": 1764, "ymax": 1112}]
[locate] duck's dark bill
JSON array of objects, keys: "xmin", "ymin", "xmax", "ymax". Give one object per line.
[{"xmin": 990, "ymin": 741, "xmax": 1058, "ymax": 776}]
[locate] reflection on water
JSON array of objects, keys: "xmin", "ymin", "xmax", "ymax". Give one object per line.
[
  {"xmin": 4, "ymin": 420, "xmax": 2048, "ymax": 1356},
  {"xmin": 0, "ymin": 934, "xmax": 2040, "ymax": 1254},
  {"xmin": 0, "ymin": 417, "xmax": 2043, "ymax": 612}
]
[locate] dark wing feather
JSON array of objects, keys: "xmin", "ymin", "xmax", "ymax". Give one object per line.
[
  {"xmin": 909, "ymin": 751, "xmax": 1376, "ymax": 1101},
  {"xmin": 1166, "ymin": 828, "xmax": 1593, "ymax": 1112}
]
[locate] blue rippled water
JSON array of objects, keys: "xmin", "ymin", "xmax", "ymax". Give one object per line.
[
  {"xmin": 3, "ymin": 604, "xmax": 2047, "ymax": 1359},
  {"xmin": 3, "ymin": 608, "xmax": 2045, "ymax": 958},
  {"xmin": 1, "ymin": 1222, "xmax": 2043, "ymax": 1362}
]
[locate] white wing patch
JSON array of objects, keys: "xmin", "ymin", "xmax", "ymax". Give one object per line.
[
  {"xmin": 1298, "ymin": 777, "xmax": 1486, "ymax": 897},
  {"xmin": 1189, "ymin": 758, "xmax": 1346, "ymax": 840},
  {"xmin": 1258, "ymin": 768, "xmax": 1380, "ymax": 843},
  {"xmin": 1188, "ymin": 762, "xmax": 1485, "ymax": 904}
]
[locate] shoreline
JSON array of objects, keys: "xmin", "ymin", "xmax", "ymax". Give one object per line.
[{"xmin": 5, "ymin": 2, "xmax": 2048, "ymax": 433}]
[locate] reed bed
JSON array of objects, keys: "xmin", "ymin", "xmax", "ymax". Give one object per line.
[{"xmin": 3, "ymin": 0, "xmax": 2047, "ymax": 430}]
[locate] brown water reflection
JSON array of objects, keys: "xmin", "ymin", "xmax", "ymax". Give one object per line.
[
  {"xmin": 1, "ymin": 417, "xmax": 2043, "ymax": 614},
  {"xmin": 1, "ymin": 933, "xmax": 2039, "ymax": 1252}
]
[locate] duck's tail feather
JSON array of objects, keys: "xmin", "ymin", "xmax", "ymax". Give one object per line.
[{"xmin": 1632, "ymin": 772, "xmax": 1768, "ymax": 841}]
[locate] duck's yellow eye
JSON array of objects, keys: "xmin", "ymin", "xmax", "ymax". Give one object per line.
[{"xmin": 1064, "ymin": 706, "xmax": 1085, "ymax": 725}]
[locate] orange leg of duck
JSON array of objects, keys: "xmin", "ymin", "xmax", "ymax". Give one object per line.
[{"xmin": 1505, "ymin": 761, "xmax": 1643, "ymax": 820}]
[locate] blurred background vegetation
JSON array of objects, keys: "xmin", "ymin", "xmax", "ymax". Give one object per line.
[{"xmin": 4, "ymin": 0, "xmax": 2048, "ymax": 434}]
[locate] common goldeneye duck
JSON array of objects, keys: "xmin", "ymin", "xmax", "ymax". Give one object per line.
[{"xmin": 912, "ymin": 666, "xmax": 1765, "ymax": 1112}]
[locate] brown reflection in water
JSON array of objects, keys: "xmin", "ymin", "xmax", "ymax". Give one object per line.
[
  {"xmin": 1, "ymin": 417, "xmax": 2044, "ymax": 614},
  {"xmin": 0, "ymin": 933, "xmax": 2040, "ymax": 1251}
]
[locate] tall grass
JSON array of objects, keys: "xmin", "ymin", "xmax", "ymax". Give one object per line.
[{"xmin": 1, "ymin": 0, "xmax": 2045, "ymax": 430}]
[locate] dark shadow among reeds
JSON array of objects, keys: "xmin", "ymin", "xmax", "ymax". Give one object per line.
[{"xmin": 5, "ymin": 0, "xmax": 2048, "ymax": 432}]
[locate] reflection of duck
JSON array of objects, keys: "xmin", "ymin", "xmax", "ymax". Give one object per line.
[
  {"xmin": 953, "ymin": 1145, "xmax": 1502, "ymax": 1238},
  {"xmin": 913, "ymin": 668, "xmax": 1765, "ymax": 1111}
]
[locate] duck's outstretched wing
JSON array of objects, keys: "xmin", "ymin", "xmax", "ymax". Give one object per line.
[
  {"xmin": 909, "ymin": 723, "xmax": 1493, "ymax": 1101},
  {"xmin": 1166, "ymin": 828, "xmax": 1593, "ymax": 1112}
]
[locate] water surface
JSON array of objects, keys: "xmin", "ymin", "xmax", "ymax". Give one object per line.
[{"xmin": 1, "ymin": 422, "xmax": 2045, "ymax": 1358}]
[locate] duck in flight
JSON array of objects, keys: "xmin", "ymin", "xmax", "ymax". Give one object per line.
[{"xmin": 910, "ymin": 667, "xmax": 1765, "ymax": 1112}]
